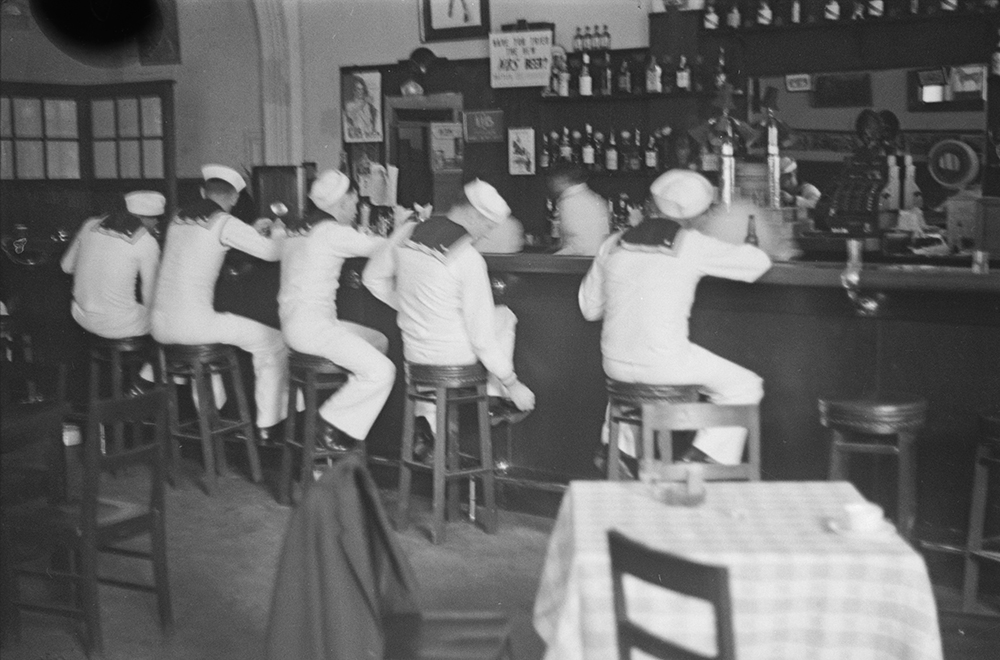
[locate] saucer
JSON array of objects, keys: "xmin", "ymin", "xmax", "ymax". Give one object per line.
[{"xmin": 825, "ymin": 517, "xmax": 897, "ymax": 539}]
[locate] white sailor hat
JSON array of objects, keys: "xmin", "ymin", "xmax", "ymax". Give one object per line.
[
  {"xmin": 124, "ymin": 190, "xmax": 166, "ymax": 216},
  {"xmin": 309, "ymin": 169, "xmax": 352, "ymax": 215},
  {"xmin": 780, "ymin": 156, "xmax": 798, "ymax": 174},
  {"xmin": 464, "ymin": 179, "xmax": 510, "ymax": 224},
  {"xmin": 201, "ymin": 164, "xmax": 246, "ymax": 193},
  {"xmin": 650, "ymin": 169, "xmax": 715, "ymax": 220}
]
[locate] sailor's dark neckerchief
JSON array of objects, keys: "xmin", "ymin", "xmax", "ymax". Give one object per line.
[
  {"xmin": 286, "ymin": 209, "xmax": 335, "ymax": 237},
  {"xmin": 616, "ymin": 217, "xmax": 685, "ymax": 256},
  {"xmin": 95, "ymin": 212, "xmax": 148, "ymax": 245},
  {"xmin": 172, "ymin": 198, "xmax": 226, "ymax": 230},
  {"xmin": 404, "ymin": 216, "xmax": 471, "ymax": 263}
]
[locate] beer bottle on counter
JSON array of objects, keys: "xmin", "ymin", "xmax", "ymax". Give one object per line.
[
  {"xmin": 579, "ymin": 53, "xmax": 594, "ymax": 97},
  {"xmin": 582, "ymin": 124, "xmax": 596, "ymax": 169},
  {"xmin": 539, "ymin": 133, "xmax": 550, "ymax": 170},
  {"xmin": 645, "ymin": 133, "xmax": 660, "ymax": 171},
  {"xmin": 617, "ymin": 59, "xmax": 633, "ymax": 95},
  {"xmin": 606, "ymin": 131, "xmax": 620, "ymax": 171},
  {"xmin": 745, "ymin": 214, "xmax": 759, "ymax": 246}
]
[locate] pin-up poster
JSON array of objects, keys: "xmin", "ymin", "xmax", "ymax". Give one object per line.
[
  {"xmin": 342, "ymin": 70, "xmax": 383, "ymax": 144},
  {"xmin": 508, "ymin": 127, "xmax": 535, "ymax": 176}
]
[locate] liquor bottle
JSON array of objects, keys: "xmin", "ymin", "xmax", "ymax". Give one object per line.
[
  {"xmin": 573, "ymin": 27, "xmax": 583, "ymax": 53},
  {"xmin": 583, "ymin": 26, "xmax": 594, "ymax": 51},
  {"xmin": 867, "ymin": 0, "xmax": 885, "ymax": 17},
  {"xmin": 909, "ymin": 0, "xmax": 921, "ymax": 14},
  {"xmin": 704, "ymin": 2, "xmax": 721, "ymax": 29},
  {"xmin": 592, "ymin": 26, "xmax": 602, "ymax": 50},
  {"xmin": 744, "ymin": 215, "xmax": 759, "ymax": 246},
  {"xmin": 582, "ymin": 124, "xmax": 596, "ymax": 169},
  {"xmin": 559, "ymin": 126, "xmax": 573, "ymax": 163},
  {"xmin": 661, "ymin": 55, "xmax": 675, "ymax": 94},
  {"xmin": 619, "ymin": 130, "xmax": 632, "ymax": 171},
  {"xmin": 940, "ymin": 0, "xmax": 958, "ymax": 11},
  {"xmin": 614, "ymin": 193, "xmax": 632, "ymax": 232},
  {"xmin": 757, "ymin": 0, "xmax": 774, "ymax": 24},
  {"xmin": 571, "ymin": 129, "xmax": 583, "ymax": 163},
  {"xmin": 825, "ymin": 0, "xmax": 842, "ymax": 20},
  {"xmin": 676, "ymin": 55, "xmax": 692, "ymax": 91},
  {"xmin": 630, "ymin": 129, "xmax": 644, "ymax": 171},
  {"xmin": 658, "ymin": 125, "xmax": 674, "ymax": 169},
  {"xmin": 600, "ymin": 52, "xmax": 614, "ymax": 96},
  {"xmin": 549, "ymin": 130, "xmax": 560, "ymax": 164},
  {"xmin": 617, "ymin": 59, "xmax": 633, "ymax": 95},
  {"xmin": 645, "ymin": 133, "xmax": 660, "ymax": 170},
  {"xmin": 600, "ymin": 25, "xmax": 611, "ymax": 51},
  {"xmin": 539, "ymin": 133, "xmax": 550, "ymax": 170},
  {"xmin": 547, "ymin": 198, "xmax": 561, "ymax": 249},
  {"xmin": 579, "ymin": 53, "xmax": 593, "ymax": 97},
  {"xmin": 727, "ymin": 1, "xmax": 742, "ymax": 28},
  {"xmin": 850, "ymin": 0, "xmax": 866, "ymax": 19},
  {"xmin": 557, "ymin": 59, "xmax": 570, "ymax": 97},
  {"xmin": 593, "ymin": 131, "xmax": 606, "ymax": 172},
  {"xmin": 714, "ymin": 47, "xmax": 728, "ymax": 90},
  {"xmin": 645, "ymin": 54, "xmax": 663, "ymax": 94},
  {"xmin": 605, "ymin": 131, "xmax": 619, "ymax": 171},
  {"xmin": 791, "ymin": 0, "xmax": 802, "ymax": 22}
]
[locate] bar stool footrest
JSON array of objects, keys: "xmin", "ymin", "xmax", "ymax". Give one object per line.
[
  {"xmin": 831, "ymin": 441, "xmax": 900, "ymax": 455},
  {"xmin": 174, "ymin": 419, "xmax": 251, "ymax": 440}
]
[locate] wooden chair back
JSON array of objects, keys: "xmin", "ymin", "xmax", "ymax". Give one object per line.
[
  {"xmin": 641, "ymin": 402, "xmax": 761, "ymax": 481},
  {"xmin": 608, "ymin": 529, "xmax": 736, "ymax": 660}
]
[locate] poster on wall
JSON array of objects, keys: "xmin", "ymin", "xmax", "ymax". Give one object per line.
[
  {"xmin": 430, "ymin": 122, "xmax": 464, "ymax": 172},
  {"xmin": 508, "ymin": 127, "xmax": 535, "ymax": 176},
  {"xmin": 342, "ymin": 70, "xmax": 383, "ymax": 143},
  {"xmin": 421, "ymin": 0, "xmax": 490, "ymax": 42},
  {"xmin": 489, "ymin": 29, "xmax": 553, "ymax": 89}
]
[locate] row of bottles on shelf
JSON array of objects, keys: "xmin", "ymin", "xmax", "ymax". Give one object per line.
[
  {"xmin": 538, "ymin": 125, "xmax": 702, "ymax": 174},
  {"xmin": 546, "ymin": 47, "xmax": 732, "ymax": 98},
  {"xmin": 571, "ymin": 25, "xmax": 612, "ymax": 53},
  {"xmin": 701, "ymin": 0, "xmax": 997, "ymax": 29}
]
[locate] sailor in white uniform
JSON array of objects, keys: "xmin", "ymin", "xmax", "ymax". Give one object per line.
[
  {"xmin": 579, "ymin": 169, "xmax": 772, "ymax": 465},
  {"xmin": 151, "ymin": 164, "xmax": 288, "ymax": 431},
  {"xmin": 61, "ymin": 190, "xmax": 163, "ymax": 339},
  {"xmin": 780, "ymin": 156, "xmax": 822, "ymax": 209},
  {"xmin": 548, "ymin": 161, "xmax": 610, "ymax": 256},
  {"xmin": 363, "ymin": 179, "xmax": 535, "ymax": 438},
  {"xmin": 279, "ymin": 169, "xmax": 395, "ymax": 447}
]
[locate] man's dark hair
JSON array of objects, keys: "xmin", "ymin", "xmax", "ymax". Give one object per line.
[{"xmin": 547, "ymin": 161, "xmax": 587, "ymax": 185}]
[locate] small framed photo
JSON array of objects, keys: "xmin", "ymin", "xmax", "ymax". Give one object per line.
[
  {"xmin": 342, "ymin": 70, "xmax": 383, "ymax": 144},
  {"xmin": 785, "ymin": 73, "xmax": 812, "ymax": 93},
  {"xmin": 508, "ymin": 127, "xmax": 535, "ymax": 176},
  {"xmin": 421, "ymin": 0, "xmax": 490, "ymax": 43}
]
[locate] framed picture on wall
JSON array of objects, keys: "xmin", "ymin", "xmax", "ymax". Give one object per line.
[
  {"xmin": 508, "ymin": 127, "xmax": 535, "ymax": 176},
  {"xmin": 420, "ymin": 0, "xmax": 490, "ymax": 43},
  {"xmin": 342, "ymin": 70, "xmax": 384, "ymax": 144}
]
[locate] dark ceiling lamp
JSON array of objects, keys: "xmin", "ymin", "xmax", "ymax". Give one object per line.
[{"xmin": 400, "ymin": 47, "xmax": 438, "ymax": 96}]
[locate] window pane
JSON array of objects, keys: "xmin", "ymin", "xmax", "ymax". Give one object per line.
[
  {"xmin": 46, "ymin": 141, "xmax": 80, "ymax": 179},
  {"xmin": 117, "ymin": 98, "xmax": 139, "ymax": 138},
  {"xmin": 119, "ymin": 139, "xmax": 140, "ymax": 178},
  {"xmin": 92, "ymin": 100, "xmax": 115, "ymax": 139},
  {"xmin": 0, "ymin": 98, "xmax": 11, "ymax": 137},
  {"xmin": 94, "ymin": 140, "xmax": 117, "ymax": 179},
  {"xmin": 15, "ymin": 140, "xmax": 44, "ymax": 178},
  {"xmin": 44, "ymin": 99, "xmax": 77, "ymax": 138},
  {"xmin": 13, "ymin": 98, "xmax": 42, "ymax": 137},
  {"xmin": 0, "ymin": 140, "xmax": 13, "ymax": 179},
  {"xmin": 142, "ymin": 139, "xmax": 164, "ymax": 178},
  {"xmin": 141, "ymin": 97, "xmax": 162, "ymax": 137}
]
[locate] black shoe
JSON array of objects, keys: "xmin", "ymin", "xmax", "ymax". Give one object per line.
[
  {"xmin": 126, "ymin": 377, "xmax": 156, "ymax": 398},
  {"xmin": 317, "ymin": 419, "xmax": 357, "ymax": 453},
  {"xmin": 412, "ymin": 417, "xmax": 435, "ymax": 465},
  {"xmin": 489, "ymin": 397, "xmax": 531, "ymax": 426},
  {"xmin": 256, "ymin": 421, "xmax": 285, "ymax": 448},
  {"xmin": 593, "ymin": 445, "xmax": 637, "ymax": 479}
]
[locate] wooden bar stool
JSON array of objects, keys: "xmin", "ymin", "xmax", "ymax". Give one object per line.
[
  {"xmin": 606, "ymin": 379, "xmax": 701, "ymax": 480},
  {"xmin": 397, "ymin": 362, "xmax": 496, "ymax": 544},
  {"xmin": 89, "ymin": 334, "xmax": 156, "ymax": 454},
  {"xmin": 276, "ymin": 350, "xmax": 351, "ymax": 506},
  {"xmin": 159, "ymin": 343, "xmax": 261, "ymax": 494},
  {"xmin": 819, "ymin": 393, "xmax": 927, "ymax": 540},
  {"xmin": 961, "ymin": 408, "xmax": 1000, "ymax": 613}
]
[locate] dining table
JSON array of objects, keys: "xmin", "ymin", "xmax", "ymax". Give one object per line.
[{"xmin": 533, "ymin": 479, "xmax": 943, "ymax": 660}]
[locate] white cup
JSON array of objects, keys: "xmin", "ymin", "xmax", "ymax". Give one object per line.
[{"xmin": 841, "ymin": 502, "xmax": 883, "ymax": 533}]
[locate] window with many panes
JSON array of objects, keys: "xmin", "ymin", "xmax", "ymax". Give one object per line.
[
  {"xmin": 0, "ymin": 95, "xmax": 80, "ymax": 180},
  {"xmin": 91, "ymin": 95, "xmax": 164, "ymax": 179}
]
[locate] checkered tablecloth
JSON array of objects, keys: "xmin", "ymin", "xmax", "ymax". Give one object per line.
[{"xmin": 533, "ymin": 481, "xmax": 942, "ymax": 660}]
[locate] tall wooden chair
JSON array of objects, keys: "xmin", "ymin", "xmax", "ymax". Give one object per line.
[
  {"xmin": 608, "ymin": 529, "xmax": 736, "ymax": 660},
  {"xmin": 3, "ymin": 390, "xmax": 173, "ymax": 656},
  {"xmin": 641, "ymin": 402, "xmax": 762, "ymax": 481}
]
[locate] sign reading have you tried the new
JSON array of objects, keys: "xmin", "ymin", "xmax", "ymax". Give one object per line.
[{"xmin": 489, "ymin": 29, "xmax": 552, "ymax": 89}]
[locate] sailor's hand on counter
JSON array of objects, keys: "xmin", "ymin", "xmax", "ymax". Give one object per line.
[
  {"xmin": 507, "ymin": 380, "xmax": 536, "ymax": 412},
  {"xmin": 252, "ymin": 217, "xmax": 274, "ymax": 236}
]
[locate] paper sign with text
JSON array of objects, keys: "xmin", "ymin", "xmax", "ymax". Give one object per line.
[
  {"xmin": 489, "ymin": 29, "xmax": 552, "ymax": 89},
  {"xmin": 463, "ymin": 110, "xmax": 504, "ymax": 143}
]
